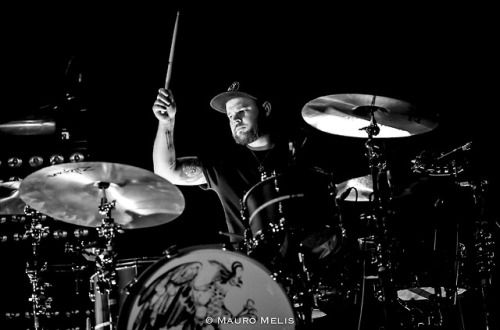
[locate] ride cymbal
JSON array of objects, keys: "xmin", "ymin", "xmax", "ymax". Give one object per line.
[
  {"xmin": 302, "ymin": 94, "xmax": 438, "ymax": 138},
  {"xmin": 19, "ymin": 162, "xmax": 185, "ymax": 229}
]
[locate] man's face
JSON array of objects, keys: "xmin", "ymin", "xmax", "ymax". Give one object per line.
[{"xmin": 226, "ymin": 97, "xmax": 264, "ymax": 145}]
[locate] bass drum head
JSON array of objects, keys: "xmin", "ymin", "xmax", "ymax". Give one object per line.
[{"xmin": 117, "ymin": 245, "xmax": 296, "ymax": 330}]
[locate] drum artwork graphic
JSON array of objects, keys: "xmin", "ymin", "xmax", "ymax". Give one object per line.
[{"xmin": 118, "ymin": 247, "xmax": 296, "ymax": 330}]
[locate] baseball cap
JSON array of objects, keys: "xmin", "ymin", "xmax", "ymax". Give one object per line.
[{"xmin": 210, "ymin": 81, "xmax": 265, "ymax": 113}]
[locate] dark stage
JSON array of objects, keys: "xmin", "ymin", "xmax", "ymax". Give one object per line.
[{"xmin": 1, "ymin": 5, "xmax": 498, "ymax": 330}]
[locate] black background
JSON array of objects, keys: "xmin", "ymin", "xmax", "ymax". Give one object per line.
[{"xmin": 1, "ymin": 4, "xmax": 498, "ymax": 328}]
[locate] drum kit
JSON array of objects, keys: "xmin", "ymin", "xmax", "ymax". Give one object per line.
[{"xmin": 1, "ymin": 93, "xmax": 496, "ymax": 330}]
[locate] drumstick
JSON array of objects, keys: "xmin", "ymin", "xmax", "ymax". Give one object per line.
[{"xmin": 165, "ymin": 11, "xmax": 180, "ymax": 89}]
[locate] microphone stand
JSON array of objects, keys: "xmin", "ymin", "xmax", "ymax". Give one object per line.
[{"xmin": 359, "ymin": 109, "xmax": 400, "ymax": 330}]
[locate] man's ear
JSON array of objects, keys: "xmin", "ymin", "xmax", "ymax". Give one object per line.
[{"xmin": 262, "ymin": 101, "xmax": 272, "ymax": 117}]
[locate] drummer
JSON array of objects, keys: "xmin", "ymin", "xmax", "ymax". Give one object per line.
[{"xmin": 152, "ymin": 81, "xmax": 335, "ymax": 248}]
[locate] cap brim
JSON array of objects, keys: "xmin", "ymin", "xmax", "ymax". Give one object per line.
[{"xmin": 210, "ymin": 91, "xmax": 257, "ymax": 113}]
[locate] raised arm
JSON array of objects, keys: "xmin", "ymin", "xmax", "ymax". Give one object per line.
[{"xmin": 152, "ymin": 88, "xmax": 207, "ymax": 186}]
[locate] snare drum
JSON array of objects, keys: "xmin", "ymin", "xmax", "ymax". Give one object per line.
[
  {"xmin": 242, "ymin": 168, "xmax": 342, "ymax": 268},
  {"xmin": 117, "ymin": 245, "xmax": 296, "ymax": 330}
]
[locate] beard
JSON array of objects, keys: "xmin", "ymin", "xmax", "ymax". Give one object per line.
[
  {"xmin": 233, "ymin": 116, "xmax": 269, "ymax": 145},
  {"xmin": 233, "ymin": 125, "xmax": 260, "ymax": 145}
]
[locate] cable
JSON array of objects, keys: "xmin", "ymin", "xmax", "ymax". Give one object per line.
[
  {"xmin": 457, "ymin": 294, "xmax": 466, "ymax": 330},
  {"xmin": 357, "ymin": 241, "xmax": 367, "ymax": 330}
]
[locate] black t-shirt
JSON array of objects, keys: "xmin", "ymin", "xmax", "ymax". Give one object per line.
[
  {"xmin": 198, "ymin": 139, "xmax": 290, "ymax": 240},
  {"xmin": 198, "ymin": 137, "xmax": 338, "ymax": 243}
]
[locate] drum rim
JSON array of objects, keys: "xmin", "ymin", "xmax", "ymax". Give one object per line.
[
  {"xmin": 116, "ymin": 256, "xmax": 161, "ymax": 266},
  {"xmin": 242, "ymin": 173, "xmax": 280, "ymax": 204},
  {"xmin": 241, "ymin": 168, "xmax": 335, "ymax": 204},
  {"xmin": 248, "ymin": 193, "xmax": 306, "ymax": 224},
  {"xmin": 116, "ymin": 244, "xmax": 296, "ymax": 329},
  {"xmin": 45, "ymin": 262, "xmax": 91, "ymax": 273}
]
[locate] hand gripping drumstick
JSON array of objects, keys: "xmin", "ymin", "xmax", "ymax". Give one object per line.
[{"xmin": 165, "ymin": 11, "xmax": 179, "ymax": 89}]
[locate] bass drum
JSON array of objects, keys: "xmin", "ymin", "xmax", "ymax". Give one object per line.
[{"xmin": 117, "ymin": 245, "xmax": 296, "ymax": 330}]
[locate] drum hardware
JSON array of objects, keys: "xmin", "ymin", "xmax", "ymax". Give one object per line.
[
  {"xmin": 161, "ymin": 243, "xmax": 180, "ymax": 258},
  {"xmin": 295, "ymin": 251, "xmax": 325, "ymax": 324},
  {"xmin": 412, "ymin": 151, "xmax": 467, "ymax": 178},
  {"xmin": 275, "ymin": 246, "xmax": 334, "ymax": 327},
  {"xmin": 359, "ymin": 108, "xmax": 401, "ymax": 329},
  {"xmin": 16, "ymin": 161, "xmax": 186, "ymax": 330},
  {"xmin": 88, "ymin": 181, "xmax": 124, "ymax": 330},
  {"xmin": 245, "ymin": 218, "xmax": 286, "ymax": 256},
  {"xmin": 301, "ymin": 93, "xmax": 441, "ymax": 328},
  {"xmin": 23, "ymin": 206, "xmax": 52, "ymax": 330},
  {"xmin": 240, "ymin": 167, "xmax": 344, "ymax": 326},
  {"xmin": 22, "ymin": 205, "xmax": 94, "ymax": 330},
  {"xmin": 26, "ymin": 260, "xmax": 50, "ymax": 330},
  {"xmin": 470, "ymin": 180, "xmax": 496, "ymax": 330},
  {"xmin": 91, "ymin": 256, "xmax": 160, "ymax": 324},
  {"xmin": 217, "ymin": 230, "xmax": 246, "ymax": 251},
  {"xmin": 63, "ymin": 228, "xmax": 92, "ymax": 256},
  {"xmin": 284, "ymin": 251, "xmax": 312, "ymax": 325},
  {"xmin": 240, "ymin": 179, "xmax": 288, "ymax": 265}
]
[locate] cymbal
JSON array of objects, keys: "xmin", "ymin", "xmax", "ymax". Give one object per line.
[
  {"xmin": 0, "ymin": 181, "xmax": 26, "ymax": 214},
  {"xmin": 0, "ymin": 119, "xmax": 56, "ymax": 135},
  {"xmin": 336, "ymin": 175, "xmax": 373, "ymax": 202},
  {"xmin": 302, "ymin": 94, "xmax": 438, "ymax": 138},
  {"xmin": 19, "ymin": 162, "xmax": 185, "ymax": 229}
]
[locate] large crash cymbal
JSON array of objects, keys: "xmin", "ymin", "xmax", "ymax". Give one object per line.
[
  {"xmin": 19, "ymin": 162, "xmax": 185, "ymax": 229},
  {"xmin": 0, "ymin": 181, "xmax": 26, "ymax": 214},
  {"xmin": 302, "ymin": 94, "xmax": 438, "ymax": 138}
]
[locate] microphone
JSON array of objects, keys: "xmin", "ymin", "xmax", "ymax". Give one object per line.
[
  {"xmin": 288, "ymin": 133, "xmax": 308, "ymax": 168},
  {"xmin": 436, "ymin": 141, "xmax": 472, "ymax": 161}
]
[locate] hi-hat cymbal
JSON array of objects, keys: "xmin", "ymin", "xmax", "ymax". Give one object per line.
[
  {"xmin": 336, "ymin": 175, "xmax": 373, "ymax": 202},
  {"xmin": 302, "ymin": 94, "xmax": 438, "ymax": 138},
  {"xmin": 0, "ymin": 181, "xmax": 26, "ymax": 214},
  {"xmin": 19, "ymin": 162, "xmax": 185, "ymax": 229}
]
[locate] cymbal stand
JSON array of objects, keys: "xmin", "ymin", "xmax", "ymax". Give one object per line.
[
  {"xmin": 24, "ymin": 206, "xmax": 50, "ymax": 330},
  {"xmin": 470, "ymin": 180, "xmax": 495, "ymax": 330},
  {"xmin": 359, "ymin": 108, "xmax": 399, "ymax": 329},
  {"xmin": 62, "ymin": 228, "xmax": 93, "ymax": 326},
  {"xmin": 90, "ymin": 182, "xmax": 123, "ymax": 330}
]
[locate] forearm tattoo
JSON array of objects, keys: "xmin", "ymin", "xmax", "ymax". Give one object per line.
[
  {"xmin": 165, "ymin": 129, "xmax": 174, "ymax": 150},
  {"xmin": 182, "ymin": 159, "xmax": 203, "ymax": 178}
]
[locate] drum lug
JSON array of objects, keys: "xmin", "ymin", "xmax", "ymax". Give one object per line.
[
  {"xmin": 123, "ymin": 278, "xmax": 139, "ymax": 296},
  {"xmin": 239, "ymin": 198, "xmax": 248, "ymax": 222},
  {"xmin": 162, "ymin": 244, "xmax": 179, "ymax": 258},
  {"xmin": 273, "ymin": 171, "xmax": 279, "ymax": 193}
]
